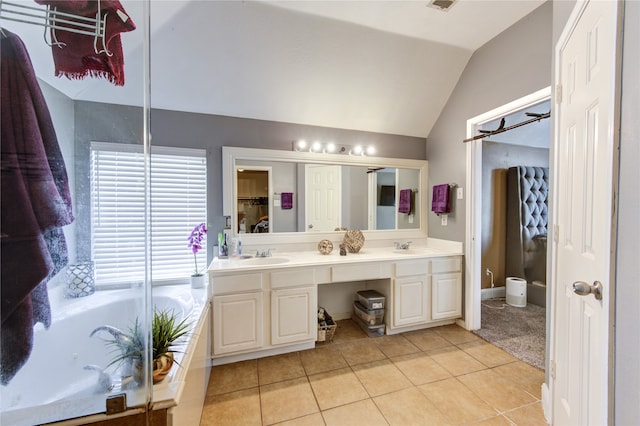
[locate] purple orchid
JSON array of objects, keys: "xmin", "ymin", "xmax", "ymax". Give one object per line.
[{"xmin": 187, "ymin": 222, "xmax": 207, "ymax": 276}]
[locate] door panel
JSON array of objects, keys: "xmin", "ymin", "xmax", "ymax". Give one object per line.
[{"xmin": 553, "ymin": 1, "xmax": 619, "ymax": 424}]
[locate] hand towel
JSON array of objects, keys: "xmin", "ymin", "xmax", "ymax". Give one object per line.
[
  {"xmin": 398, "ymin": 189, "xmax": 412, "ymax": 214},
  {"xmin": 35, "ymin": 0, "xmax": 136, "ymax": 86},
  {"xmin": 281, "ymin": 192, "xmax": 293, "ymax": 209},
  {"xmin": 431, "ymin": 184, "xmax": 451, "ymax": 214},
  {"xmin": 1, "ymin": 30, "xmax": 74, "ymax": 384}
]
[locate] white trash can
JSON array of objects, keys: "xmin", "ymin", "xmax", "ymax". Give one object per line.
[{"xmin": 506, "ymin": 277, "xmax": 527, "ymax": 307}]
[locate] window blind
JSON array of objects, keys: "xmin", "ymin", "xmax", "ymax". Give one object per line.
[{"xmin": 90, "ymin": 142, "xmax": 207, "ymax": 286}]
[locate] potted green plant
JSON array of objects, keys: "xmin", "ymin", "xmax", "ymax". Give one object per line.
[
  {"xmin": 187, "ymin": 222, "xmax": 208, "ymax": 288},
  {"xmin": 92, "ymin": 308, "xmax": 191, "ymax": 384}
]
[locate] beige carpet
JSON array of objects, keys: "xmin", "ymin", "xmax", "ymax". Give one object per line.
[{"xmin": 473, "ymin": 298, "xmax": 546, "ymax": 370}]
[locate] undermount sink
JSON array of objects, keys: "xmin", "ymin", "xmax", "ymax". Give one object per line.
[{"xmin": 241, "ymin": 257, "xmax": 290, "ymax": 266}]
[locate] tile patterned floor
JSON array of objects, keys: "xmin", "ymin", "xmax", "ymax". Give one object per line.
[{"xmin": 200, "ymin": 321, "xmax": 547, "ymax": 426}]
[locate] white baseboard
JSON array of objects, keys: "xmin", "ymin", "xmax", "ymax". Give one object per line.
[
  {"xmin": 481, "ymin": 286, "xmax": 506, "ymax": 300},
  {"xmin": 541, "ymin": 382, "xmax": 551, "ymax": 424}
]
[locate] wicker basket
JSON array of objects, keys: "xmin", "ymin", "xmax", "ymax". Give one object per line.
[{"xmin": 317, "ymin": 308, "xmax": 337, "ymax": 342}]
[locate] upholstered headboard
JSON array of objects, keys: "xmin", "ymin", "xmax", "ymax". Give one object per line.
[{"xmin": 505, "ymin": 166, "xmax": 549, "ymax": 283}]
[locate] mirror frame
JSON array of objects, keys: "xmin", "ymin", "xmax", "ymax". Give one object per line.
[{"xmin": 222, "ymin": 146, "xmax": 428, "ymax": 245}]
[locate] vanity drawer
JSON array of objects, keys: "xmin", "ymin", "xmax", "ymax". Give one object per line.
[
  {"xmin": 212, "ymin": 273, "xmax": 263, "ymax": 295},
  {"xmin": 331, "ymin": 264, "xmax": 382, "ymax": 282},
  {"xmin": 430, "ymin": 257, "xmax": 462, "ymax": 274},
  {"xmin": 270, "ymin": 269, "xmax": 315, "ymax": 289},
  {"xmin": 395, "ymin": 260, "xmax": 429, "ymax": 277}
]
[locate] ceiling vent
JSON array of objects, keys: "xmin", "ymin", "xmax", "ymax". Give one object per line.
[{"xmin": 427, "ymin": 0, "xmax": 457, "ymax": 12}]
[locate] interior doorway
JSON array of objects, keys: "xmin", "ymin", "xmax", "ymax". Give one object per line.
[{"xmin": 463, "ymin": 87, "xmax": 551, "ymax": 368}]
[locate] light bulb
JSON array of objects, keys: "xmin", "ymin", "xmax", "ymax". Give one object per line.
[
  {"xmin": 295, "ymin": 139, "xmax": 307, "ymax": 151},
  {"xmin": 326, "ymin": 142, "xmax": 336, "ymax": 153},
  {"xmin": 366, "ymin": 146, "xmax": 376, "ymax": 156},
  {"xmin": 311, "ymin": 141, "xmax": 322, "ymax": 152},
  {"xmin": 352, "ymin": 145, "xmax": 363, "ymax": 155}
]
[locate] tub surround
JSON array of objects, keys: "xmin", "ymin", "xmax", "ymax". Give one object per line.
[{"xmin": 208, "ymin": 239, "xmax": 463, "ymax": 365}]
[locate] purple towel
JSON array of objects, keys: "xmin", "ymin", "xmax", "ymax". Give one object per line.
[
  {"xmin": 1, "ymin": 30, "xmax": 74, "ymax": 384},
  {"xmin": 432, "ymin": 184, "xmax": 451, "ymax": 214},
  {"xmin": 281, "ymin": 192, "xmax": 293, "ymax": 209},
  {"xmin": 398, "ymin": 189, "xmax": 412, "ymax": 214}
]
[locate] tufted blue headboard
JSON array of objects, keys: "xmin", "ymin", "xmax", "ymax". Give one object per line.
[{"xmin": 505, "ymin": 166, "xmax": 549, "ymax": 283}]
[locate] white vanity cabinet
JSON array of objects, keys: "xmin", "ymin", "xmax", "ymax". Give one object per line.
[
  {"xmin": 212, "ymin": 273, "xmax": 264, "ymax": 355},
  {"xmin": 270, "ymin": 269, "xmax": 317, "ymax": 346},
  {"xmin": 392, "ymin": 260, "xmax": 430, "ymax": 327},
  {"xmin": 430, "ymin": 257, "xmax": 463, "ymax": 320}
]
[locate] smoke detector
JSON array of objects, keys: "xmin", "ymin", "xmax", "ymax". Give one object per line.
[{"xmin": 427, "ymin": 0, "xmax": 457, "ymax": 12}]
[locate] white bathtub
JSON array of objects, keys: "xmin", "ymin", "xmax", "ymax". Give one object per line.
[{"xmin": 1, "ymin": 285, "xmax": 200, "ymax": 426}]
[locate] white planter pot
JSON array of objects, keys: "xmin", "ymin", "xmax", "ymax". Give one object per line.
[{"xmin": 190, "ymin": 274, "xmax": 205, "ymax": 289}]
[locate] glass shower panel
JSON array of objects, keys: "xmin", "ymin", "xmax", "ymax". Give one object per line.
[{"xmin": 1, "ymin": 1, "xmax": 151, "ymax": 425}]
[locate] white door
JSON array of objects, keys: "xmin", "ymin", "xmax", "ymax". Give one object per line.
[
  {"xmin": 212, "ymin": 292, "xmax": 264, "ymax": 355},
  {"xmin": 431, "ymin": 272, "xmax": 462, "ymax": 320},
  {"xmin": 305, "ymin": 165, "xmax": 341, "ymax": 231},
  {"xmin": 393, "ymin": 276, "xmax": 429, "ymax": 327},
  {"xmin": 271, "ymin": 286, "xmax": 316, "ymax": 345},
  {"xmin": 553, "ymin": 1, "xmax": 619, "ymax": 424}
]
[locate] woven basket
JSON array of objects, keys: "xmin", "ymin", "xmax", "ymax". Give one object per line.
[{"xmin": 343, "ymin": 230, "xmax": 365, "ymax": 253}]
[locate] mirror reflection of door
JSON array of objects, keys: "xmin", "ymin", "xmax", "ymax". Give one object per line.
[
  {"xmin": 236, "ymin": 167, "xmax": 271, "ymax": 233},
  {"xmin": 305, "ymin": 164, "xmax": 341, "ymax": 231},
  {"xmin": 375, "ymin": 168, "xmax": 397, "ymax": 230}
]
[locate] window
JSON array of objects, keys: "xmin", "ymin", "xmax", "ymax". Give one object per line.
[{"xmin": 91, "ymin": 142, "xmax": 207, "ymax": 286}]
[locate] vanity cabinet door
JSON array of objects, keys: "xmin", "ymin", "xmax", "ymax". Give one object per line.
[
  {"xmin": 431, "ymin": 272, "xmax": 462, "ymax": 320},
  {"xmin": 213, "ymin": 292, "xmax": 264, "ymax": 355},
  {"xmin": 271, "ymin": 286, "xmax": 317, "ymax": 346},
  {"xmin": 393, "ymin": 276, "xmax": 429, "ymax": 327}
]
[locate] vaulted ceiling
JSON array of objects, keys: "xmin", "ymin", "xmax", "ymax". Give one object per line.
[{"xmin": 3, "ymin": 0, "xmax": 546, "ymax": 138}]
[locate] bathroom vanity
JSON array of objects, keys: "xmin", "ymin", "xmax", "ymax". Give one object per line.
[{"xmin": 208, "ymin": 244, "xmax": 462, "ymax": 365}]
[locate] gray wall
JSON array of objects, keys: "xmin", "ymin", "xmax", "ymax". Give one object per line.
[
  {"xmin": 615, "ymin": 1, "xmax": 640, "ymax": 423},
  {"xmin": 74, "ymin": 102, "xmax": 426, "ymax": 259},
  {"xmin": 481, "ymin": 142, "xmax": 549, "ymax": 289},
  {"xmin": 426, "ymin": 1, "xmax": 553, "ymax": 241}
]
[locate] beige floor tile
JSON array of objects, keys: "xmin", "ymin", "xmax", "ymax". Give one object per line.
[
  {"xmin": 273, "ymin": 412, "xmax": 326, "ymax": 426},
  {"xmin": 374, "ymin": 387, "xmax": 452, "ymax": 425},
  {"xmin": 457, "ymin": 369, "xmax": 537, "ymax": 413},
  {"xmin": 374, "ymin": 334, "xmax": 420, "ymax": 358},
  {"xmin": 331, "ymin": 319, "xmax": 367, "ymax": 343},
  {"xmin": 299, "ymin": 345, "xmax": 348, "ymax": 376},
  {"xmin": 208, "ymin": 359, "xmax": 258, "ymax": 396},
  {"xmin": 458, "ymin": 340, "xmax": 518, "ymax": 368},
  {"xmin": 426, "ymin": 345, "xmax": 488, "ymax": 376},
  {"xmin": 321, "ymin": 399, "xmax": 388, "ymax": 426},
  {"xmin": 503, "ymin": 402, "xmax": 547, "ymax": 425},
  {"xmin": 418, "ymin": 377, "xmax": 498, "ymax": 424},
  {"xmin": 200, "ymin": 387, "xmax": 262, "ymax": 426},
  {"xmin": 337, "ymin": 339, "xmax": 387, "ymax": 366},
  {"xmin": 258, "ymin": 352, "xmax": 306, "ymax": 385},
  {"xmin": 308, "ymin": 367, "xmax": 369, "ymax": 410},
  {"xmin": 352, "ymin": 359, "xmax": 413, "ymax": 397},
  {"xmin": 493, "ymin": 361, "xmax": 545, "ymax": 400},
  {"xmin": 403, "ymin": 329, "xmax": 452, "ymax": 351},
  {"xmin": 390, "ymin": 352, "xmax": 451, "ymax": 385},
  {"xmin": 435, "ymin": 324, "xmax": 481, "ymax": 345},
  {"xmin": 468, "ymin": 415, "xmax": 514, "ymax": 425},
  {"xmin": 260, "ymin": 377, "xmax": 319, "ymax": 425}
]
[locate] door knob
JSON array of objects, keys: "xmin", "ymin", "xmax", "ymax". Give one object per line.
[
  {"xmin": 308, "ymin": 224, "xmax": 314, "ymax": 229},
  {"xmin": 572, "ymin": 281, "xmax": 603, "ymax": 300}
]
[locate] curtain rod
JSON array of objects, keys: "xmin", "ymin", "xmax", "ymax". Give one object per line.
[{"xmin": 463, "ymin": 111, "xmax": 551, "ymax": 143}]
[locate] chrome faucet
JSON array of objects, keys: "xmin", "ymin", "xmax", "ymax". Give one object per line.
[
  {"xmin": 394, "ymin": 241, "xmax": 412, "ymax": 250},
  {"xmin": 255, "ymin": 248, "xmax": 272, "ymax": 258}
]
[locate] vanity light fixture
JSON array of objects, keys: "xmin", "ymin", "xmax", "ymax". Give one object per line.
[{"xmin": 292, "ymin": 139, "xmax": 376, "ymax": 156}]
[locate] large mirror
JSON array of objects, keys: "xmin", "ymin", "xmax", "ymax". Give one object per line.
[{"xmin": 223, "ymin": 147, "xmax": 428, "ymax": 239}]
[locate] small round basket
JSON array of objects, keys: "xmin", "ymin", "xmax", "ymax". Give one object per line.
[{"xmin": 343, "ymin": 230, "xmax": 365, "ymax": 253}]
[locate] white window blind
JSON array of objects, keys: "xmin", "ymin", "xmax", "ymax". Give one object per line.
[{"xmin": 91, "ymin": 142, "xmax": 207, "ymax": 286}]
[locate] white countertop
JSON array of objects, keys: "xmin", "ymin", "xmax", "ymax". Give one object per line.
[{"xmin": 208, "ymin": 244, "xmax": 463, "ymax": 273}]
